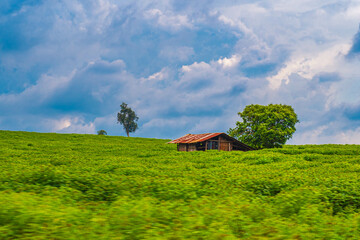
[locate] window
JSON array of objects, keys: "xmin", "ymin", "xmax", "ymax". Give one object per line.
[{"xmin": 207, "ymin": 141, "xmax": 218, "ymax": 150}]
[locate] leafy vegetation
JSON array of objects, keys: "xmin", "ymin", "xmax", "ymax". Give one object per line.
[
  {"xmin": 97, "ymin": 130, "xmax": 107, "ymax": 135},
  {"xmin": 1, "ymin": 130, "xmax": 360, "ymax": 239},
  {"xmin": 117, "ymin": 102, "xmax": 139, "ymax": 137},
  {"xmin": 229, "ymin": 104, "xmax": 299, "ymax": 149}
]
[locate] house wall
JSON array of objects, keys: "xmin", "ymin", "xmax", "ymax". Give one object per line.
[
  {"xmin": 178, "ymin": 143, "xmax": 197, "ymax": 151},
  {"xmin": 178, "ymin": 143, "xmax": 187, "ymax": 151},
  {"xmin": 188, "ymin": 143, "xmax": 197, "ymax": 152},
  {"xmin": 219, "ymin": 136, "xmax": 233, "ymax": 151}
]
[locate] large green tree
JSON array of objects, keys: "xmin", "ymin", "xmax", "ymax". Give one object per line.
[
  {"xmin": 117, "ymin": 102, "xmax": 139, "ymax": 137},
  {"xmin": 228, "ymin": 104, "xmax": 299, "ymax": 149}
]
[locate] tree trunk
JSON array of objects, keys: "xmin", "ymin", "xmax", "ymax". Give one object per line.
[{"xmin": 126, "ymin": 130, "xmax": 129, "ymax": 137}]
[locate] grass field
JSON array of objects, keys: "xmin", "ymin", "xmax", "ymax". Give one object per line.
[{"xmin": 1, "ymin": 130, "xmax": 360, "ymax": 239}]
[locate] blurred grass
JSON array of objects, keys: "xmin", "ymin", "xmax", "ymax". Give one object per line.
[{"xmin": 1, "ymin": 130, "xmax": 360, "ymax": 239}]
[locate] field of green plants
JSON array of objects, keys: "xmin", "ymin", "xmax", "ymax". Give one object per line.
[{"xmin": 1, "ymin": 130, "xmax": 360, "ymax": 239}]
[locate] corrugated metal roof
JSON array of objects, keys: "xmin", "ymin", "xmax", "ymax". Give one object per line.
[{"xmin": 168, "ymin": 133, "xmax": 223, "ymax": 144}]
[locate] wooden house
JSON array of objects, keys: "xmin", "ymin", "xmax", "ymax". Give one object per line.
[{"xmin": 168, "ymin": 133, "xmax": 254, "ymax": 152}]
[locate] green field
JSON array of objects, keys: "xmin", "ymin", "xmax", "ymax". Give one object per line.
[{"xmin": 1, "ymin": 130, "xmax": 360, "ymax": 239}]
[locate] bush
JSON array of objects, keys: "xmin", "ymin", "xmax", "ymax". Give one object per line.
[{"xmin": 97, "ymin": 130, "xmax": 107, "ymax": 135}]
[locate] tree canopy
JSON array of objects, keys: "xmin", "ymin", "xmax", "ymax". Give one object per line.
[
  {"xmin": 117, "ymin": 102, "xmax": 139, "ymax": 137},
  {"xmin": 228, "ymin": 104, "xmax": 299, "ymax": 149},
  {"xmin": 97, "ymin": 130, "xmax": 107, "ymax": 135}
]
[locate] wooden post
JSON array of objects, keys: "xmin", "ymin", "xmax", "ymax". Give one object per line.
[
  {"xmin": 205, "ymin": 141, "xmax": 207, "ymax": 151},
  {"xmin": 218, "ymin": 137, "xmax": 221, "ymax": 151}
]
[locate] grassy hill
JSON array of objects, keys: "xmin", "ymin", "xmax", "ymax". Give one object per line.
[{"xmin": 1, "ymin": 130, "xmax": 360, "ymax": 239}]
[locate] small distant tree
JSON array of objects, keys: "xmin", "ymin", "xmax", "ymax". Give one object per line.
[
  {"xmin": 97, "ymin": 130, "xmax": 107, "ymax": 135},
  {"xmin": 228, "ymin": 104, "xmax": 299, "ymax": 149},
  {"xmin": 117, "ymin": 102, "xmax": 139, "ymax": 137}
]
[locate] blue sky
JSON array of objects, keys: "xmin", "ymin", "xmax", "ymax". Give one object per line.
[{"xmin": 1, "ymin": 0, "xmax": 360, "ymax": 143}]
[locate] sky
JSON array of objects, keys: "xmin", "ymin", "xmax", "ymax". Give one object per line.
[{"xmin": 1, "ymin": 0, "xmax": 360, "ymax": 144}]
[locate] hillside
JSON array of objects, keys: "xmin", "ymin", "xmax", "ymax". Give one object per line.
[{"xmin": 1, "ymin": 130, "xmax": 360, "ymax": 239}]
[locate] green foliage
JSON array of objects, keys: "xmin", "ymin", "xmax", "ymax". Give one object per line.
[
  {"xmin": 117, "ymin": 102, "xmax": 139, "ymax": 137},
  {"xmin": 229, "ymin": 104, "xmax": 299, "ymax": 149},
  {"xmin": 1, "ymin": 130, "xmax": 360, "ymax": 239},
  {"xmin": 97, "ymin": 130, "xmax": 107, "ymax": 135}
]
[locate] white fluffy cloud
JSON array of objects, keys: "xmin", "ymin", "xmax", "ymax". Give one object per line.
[
  {"xmin": 144, "ymin": 8, "xmax": 193, "ymax": 31},
  {"xmin": 45, "ymin": 117, "xmax": 95, "ymax": 134},
  {"xmin": 267, "ymin": 44, "xmax": 351, "ymax": 89}
]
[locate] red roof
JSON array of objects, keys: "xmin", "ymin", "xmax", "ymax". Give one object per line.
[{"xmin": 168, "ymin": 133, "xmax": 223, "ymax": 144}]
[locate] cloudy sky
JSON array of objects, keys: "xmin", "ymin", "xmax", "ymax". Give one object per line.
[{"xmin": 1, "ymin": 0, "xmax": 360, "ymax": 143}]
